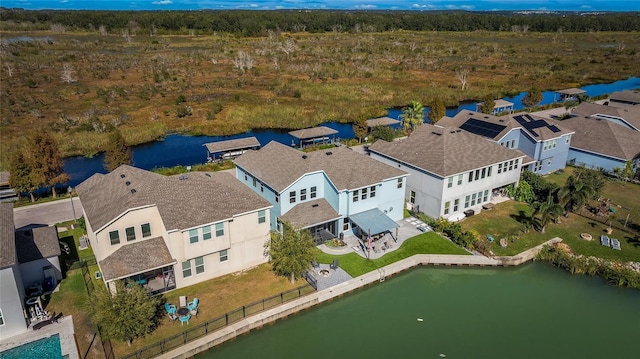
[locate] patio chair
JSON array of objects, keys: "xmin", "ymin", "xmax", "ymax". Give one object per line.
[
  {"xmin": 179, "ymin": 296, "xmax": 187, "ymax": 308},
  {"xmin": 311, "ymin": 259, "xmax": 319, "ymax": 268},
  {"xmin": 188, "ymin": 298, "xmax": 199, "ymax": 316},
  {"xmin": 487, "ymin": 234, "xmax": 495, "ymax": 242},
  {"xmin": 178, "ymin": 314, "xmax": 191, "ymax": 326},
  {"xmin": 164, "ymin": 303, "xmax": 177, "ymax": 315},
  {"xmin": 330, "ymin": 259, "xmax": 339, "ymax": 270},
  {"xmin": 168, "ymin": 313, "xmax": 177, "ymax": 321}
]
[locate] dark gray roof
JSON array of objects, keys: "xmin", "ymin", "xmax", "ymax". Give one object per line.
[
  {"xmin": 366, "ymin": 117, "xmax": 400, "ymax": 128},
  {"xmin": 15, "ymin": 226, "xmax": 60, "ymax": 263},
  {"xmin": 609, "ymin": 90, "xmax": 640, "ymax": 105},
  {"xmin": 204, "ymin": 137, "xmax": 260, "ymax": 154},
  {"xmin": 572, "ymin": 102, "xmax": 640, "ymax": 131},
  {"xmin": 552, "ymin": 116, "xmax": 640, "ymax": 161},
  {"xmin": 555, "ymin": 88, "xmax": 586, "ymax": 95},
  {"xmin": 77, "ymin": 166, "xmax": 271, "ymax": 232},
  {"xmin": 369, "ymin": 124, "xmax": 524, "ymax": 177},
  {"xmin": 288, "ymin": 126, "xmax": 338, "ymax": 140},
  {"xmin": 350, "ymin": 208, "xmax": 399, "ymax": 235},
  {"xmin": 280, "ymin": 198, "xmax": 341, "ymax": 229},
  {"xmin": 0, "ymin": 203, "xmax": 16, "ymax": 268},
  {"xmin": 235, "ymin": 141, "xmax": 407, "ymax": 193},
  {"xmin": 99, "ymin": 236, "xmax": 175, "ymax": 281}
]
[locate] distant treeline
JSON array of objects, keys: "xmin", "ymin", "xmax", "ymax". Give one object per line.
[{"xmin": 1, "ymin": 9, "xmax": 640, "ymax": 35}]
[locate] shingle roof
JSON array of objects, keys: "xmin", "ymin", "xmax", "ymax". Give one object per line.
[
  {"xmin": 609, "ymin": 90, "xmax": 640, "ymax": 105},
  {"xmin": 99, "ymin": 236, "xmax": 175, "ymax": 281},
  {"xmin": 366, "ymin": 117, "xmax": 400, "ymax": 128},
  {"xmin": 15, "ymin": 226, "xmax": 60, "ymax": 263},
  {"xmin": 0, "ymin": 203, "xmax": 16, "ymax": 268},
  {"xmin": 493, "ymin": 99, "xmax": 514, "ymax": 108},
  {"xmin": 234, "ymin": 141, "xmax": 407, "ymax": 193},
  {"xmin": 204, "ymin": 137, "xmax": 260, "ymax": 154},
  {"xmin": 280, "ymin": 198, "xmax": 341, "ymax": 229},
  {"xmin": 368, "ymin": 124, "xmax": 525, "ymax": 177},
  {"xmin": 555, "ymin": 88, "xmax": 586, "ymax": 95},
  {"xmin": 572, "ymin": 102, "xmax": 640, "ymax": 131},
  {"xmin": 288, "ymin": 126, "xmax": 338, "ymax": 140},
  {"xmin": 77, "ymin": 166, "xmax": 271, "ymax": 232},
  {"xmin": 552, "ymin": 116, "xmax": 640, "ymax": 161}
]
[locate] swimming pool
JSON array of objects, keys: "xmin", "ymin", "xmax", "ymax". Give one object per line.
[{"xmin": 0, "ymin": 334, "xmax": 62, "ymax": 359}]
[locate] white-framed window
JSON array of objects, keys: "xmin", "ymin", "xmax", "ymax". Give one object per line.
[
  {"xmin": 361, "ymin": 187, "xmax": 368, "ymax": 200},
  {"xmin": 289, "ymin": 191, "xmax": 296, "ymax": 204},
  {"xmin": 515, "ymin": 159, "xmax": 519, "ymax": 169},
  {"xmin": 397, "ymin": 178, "xmax": 403, "ymax": 188},
  {"xmin": 447, "ymin": 177, "xmax": 453, "ymax": 188},
  {"xmin": 253, "ymin": 177, "xmax": 257, "ymax": 187},
  {"xmin": 189, "ymin": 228, "xmax": 198, "ymax": 244},
  {"xmin": 457, "ymin": 174, "xmax": 463, "ymax": 185},
  {"xmin": 202, "ymin": 225, "xmax": 212, "ymax": 240},
  {"xmin": 141, "ymin": 223, "xmax": 151, "ymax": 238},
  {"xmin": 453, "ymin": 199, "xmax": 459, "ymax": 212},
  {"xmin": 244, "ymin": 172, "xmax": 248, "ymax": 181},
  {"xmin": 109, "ymin": 230, "xmax": 120, "ymax": 245},
  {"xmin": 510, "ymin": 139, "xmax": 515, "ymax": 148},
  {"xmin": 182, "ymin": 261, "xmax": 192, "ymax": 278},
  {"xmin": 543, "ymin": 139, "xmax": 557, "ymax": 151},
  {"xmin": 547, "ymin": 157, "xmax": 552, "ymax": 166},
  {"xmin": 500, "ymin": 142, "xmax": 504, "ymax": 146},
  {"xmin": 483, "ymin": 190, "xmax": 489, "ymax": 202},
  {"xmin": 468, "ymin": 171, "xmax": 473, "ymax": 182},
  {"xmin": 475, "ymin": 170, "xmax": 480, "ymax": 181},
  {"xmin": 310, "ymin": 186, "xmax": 317, "ymax": 199},
  {"xmin": 220, "ymin": 249, "xmax": 228, "ymax": 262},
  {"xmin": 565, "ymin": 135, "xmax": 571, "ymax": 144},
  {"xmin": 215, "ymin": 223, "xmax": 224, "ymax": 237},
  {"xmin": 275, "ymin": 194, "xmax": 279, "ymax": 203},
  {"xmin": 343, "ymin": 218, "xmax": 349, "ymax": 231},
  {"xmin": 0, "ymin": 308, "xmax": 4, "ymax": 326},
  {"xmin": 410, "ymin": 190, "xmax": 416, "ymax": 204},
  {"xmin": 498, "ymin": 163, "xmax": 502, "ymax": 174},
  {"xmin": 195, "ymin": 256, "xmax": 205, "ymax": 274},
  {"xmin": 471, "ymin": 193, "xmax": 477, "ymax": 206},
  {"xmin": 444, "ymin": 201, "xmax": 450, "ymax": 215},
  {"xmin": 370, "ymin": 186, "xmax": 376, "ymax": 198},
  {"xmin": 481, "ymin": 168, "xmax": 486, "ymax": 179},
  {"xmin": 260, "ymin": 183, "xmax": 264, "ymax": 192},
  {"xmin": 258, "ymin": 210, "xmax": 266, "ymax": 224},
  {"xmin": 464, "ymin": 195, "xmax": 470, "ymax": 208},
  {"xmin": 487, "ymin": 167, "xmax": 492, "ymax": 177},
  {"xmin": 534, "ymin": 160, "xmax": 543, "ymax": 172},
  {"xmin": 508, "ymin": 160, "xmax": 514, "ymax": 171},
  {"xmin": 126, "ymin": 227, "xmax": 136, "ymax": 242},
  {"xmin": 300, "ymin": 188, "xmax": 307, "ymax": 201},
  {"xmin": 353, "ymin": 190, "xmax": 359, "ymax": 202},
  {"xmin": 478, "ymin": 191, "xmax": 483, "ymax": 203}
]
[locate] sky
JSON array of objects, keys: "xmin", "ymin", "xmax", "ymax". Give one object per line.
[{"xmin": 2, "ymin": 0, "xmax": 639, "ymax": 12}]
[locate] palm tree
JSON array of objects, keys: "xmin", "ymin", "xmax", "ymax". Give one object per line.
[
  {"xmin": 532, "ymin": 195, "xmax": 564, "ymax": 233},
  {"xmin": 399, "ymin": 100, "xmax": 424, "ymax": 132},
  {"xmin": 557, "ymin": 175, "xmax": 594, "ymax": 216}
]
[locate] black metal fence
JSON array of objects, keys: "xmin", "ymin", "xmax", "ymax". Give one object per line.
[
  {"xmin": 120, "ymin": 284, "xmax": 315, "ymax": 359},
  {"xmin": 78, "ymin": 259, "xmax": 115, "ymax": 359}
]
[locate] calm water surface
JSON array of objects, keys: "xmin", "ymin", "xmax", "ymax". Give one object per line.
[{"xmin": 196, "ymin": 263, "xmax": 638, "ymax": 359}]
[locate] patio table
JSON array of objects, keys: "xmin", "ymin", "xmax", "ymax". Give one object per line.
[{"xmin": 177, "ymin": 307, "xmax": 189, "ymax": 316}]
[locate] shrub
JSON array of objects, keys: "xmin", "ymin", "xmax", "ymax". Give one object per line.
[{"xmin": 175, "ymin": 105, "xmax": 192, "ymax": 118}]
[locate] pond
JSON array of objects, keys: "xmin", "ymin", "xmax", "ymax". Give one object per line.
[
  {"xmin": 64, "ymin": 77, "xmax": 640, "ymax": 187},
  {"xmin": 195, "ymin": 263, "xmax": 638, "ymax": 359}
]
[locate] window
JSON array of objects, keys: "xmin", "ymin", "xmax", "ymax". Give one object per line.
[
  {"xmin": 500, "ymin": 142, "xmax": 504, "ymax": 146},
  {"xmin": 203, "ymin": 225, "xmax": 212, "ymax": 240},
  {"xmin": 468, "ymin": 171, "xmax": 473, "ymax": 182},
  {"xmin": 534, "ymin": 160, "xmax": 543, "ymax": 172},
  {"xmin": 471, "ymin": 193, "xmax": 477, "ymax": 206},
  {"xmin": 410, "ymin": 191, "xmax": 416, "ymax": 204},
  {"xmin": 508, "ymin": 160, "xmax": 513, "ymax": 171},
  {"xmin": 397, "ymin": 178, "xmax": 403, "ymax": 189},
  {"xmin": 515, "ymin": 159, "xmax": 519, "ymax": 168},
  {"xmin": 447, "ymin": 177, "xmax": 453, "ymax": 188},
  {"xmin": 483, "ymin": 190, "xmax": 489, "ymax": 202},
  {"xmin": 475, "ymin": 170, "xmax": 480, "ymax": 181},
  {"xmin": 478, "ymin": 191, "xmax": 483, "ymax": 203},
  {"xmin": 258, "ymin": 210, "xmax": 266, "ymax": 224},
  {"xmin": 289, "ymin": 191, "xmax": 296, "ymax": 203},
  {"xmin": 453, "ymin": 199, "xmax": 459, "ymax": 212},
  {"xmin": 543, "ymin": 139, "xmax": 557, "ymax": 151},
  {"xmin": 498, "ymin": 163, "xmax": 502, "ymax": 174},
  {"xmin": 465, "ymin": 195, "xmax": 470, "ymax": 208},
  {"xmin": 343, "ymin": 218, "xmax": 349, "ymax": 231},
  {"xmin": 215, "ymin": 223, "xmax": 224, "ymax": 237},
  {"xmin": 125, "ymin": 227, "xmax": 135, "ymax": 241},
  {"xmin": 189, "ymin": 228, "xmax": 198, "ymax": 244},
  {"xmin": 565, "ymin": 135, "xmax": 571, "ymax": 144},
  {"xmin": 260, "ymin": 183, "xmax": 264, "ymax": 192},
  {"xmin": 547, "ymin": 157, "xmax": 552, "ymax": 166},
  {"xmin": 109, "ymin": 230, "xmax": 120, "ymax": 245},
  {"xmin": 182, "ymin": 261, "xmax": 192, "ymax": 278},
  {"xmin": 310, "ymin": 186, "xmax": 317, "ymax": 199},
  {"xmin": 370, "ymin": 186, "xmax": 376, "ymax": 198},
  {"xmin": 253, "ymin": 177, "xmax": 257, "ymax": 187},
  {"xmin": 353, "ymin": 190, "xmax": 359, "ymax": 202},
  {"xmin": 444, "ymin": 201, "xmax": 450, "ymax": 215},
  {"xmin": 457, "ymin": 174, "xmax": 463, "ymax": 185},
  {"xmin": 219, "ymin": 249, "xmax": 228, "ymax": 262},
  {"xmin": 487, "ymin": 167, "xmax": 492, "ymax": 177},
  {"xmin": 361, "ymin": 187, "xmax": 368, "ymax": 200},
  {"xmin": 195, "ymin": 256, "xmax": 205, "ymax": 274},
  {"xmin": 510, "ymin": 139, "xmax": 515, "ymax": 148},
  {"xmin": 141, "ymin": 223, "xmax": 151, "ymax": 238},
  {"xmin": 481, "ymin": 168, "xmax": 486, "ymax": 179},
  {"xmin": 300, "ymin": 189, "xmax": 307, "ymax": 201},
  {"xmin": 275, "ymin": 194, "xmax": 279, "ymax": 203},
  {"xmin": 244, "ymin": 172, "xmax": 248, "ymax": 181},
  {"xmin": 0, "ymin": 309, "xmax": 4, "ymax": 326}
]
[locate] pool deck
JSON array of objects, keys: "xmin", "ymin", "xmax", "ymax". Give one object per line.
[{"xmin": 0, "ymin": 315, "xmax": 79, "ymax": 359}]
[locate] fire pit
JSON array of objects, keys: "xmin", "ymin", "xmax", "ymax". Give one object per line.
[
  {"xmin": 580, "ymin": 233, "xmax": 593, "ymax": 241},
  {"xmin": 318, "ymin": 269, "xmax": 331, "ymax": 277}
]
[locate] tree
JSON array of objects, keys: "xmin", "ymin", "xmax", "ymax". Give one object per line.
[
  {"xmin": 573, "ymin": 167, "xmax": 605, "ymax": 200},
  {"xmin": 620, "ymin": 160, "xmax": 634, "ymax": 182},
  {"xmin": 428, "ymin": 98, "xmax": 446, "ymax": 124},
  {"xmin": 352, "ymin": 117, "xmax": 368, "ymax": 143},
  {"xmin": 478, "ymin": 96, "xmax": 495, "ymax": 115},
  {"xmin": 532, "ymin": 195, "xmax": 563, "ymax": 233},
  {"xmin": 399, "ymin": 100, "xmax": 423, "ymax": 132},
  {"xmin": 455, "ymin": 68, "xmax": 469, "ymax": 90},
  {"xmin": 60, "ymin": 63, "xmax": 76, "ymax": 84},
  {"xmin": 557, "ymin": 175, "xmax": 594, "ymax": 216},
  {"xmin": 104, "ymin": 130, "xmax": 132, "ymax": 171},
  {"xmin": 522, "ymin": 87, "xmax": 542, "ymax": 108},
  {"xmin": 8, "ymin": 151, "xmax": 38, "ymax": 202},
  {"xmin": 521, "ymin": 170, "xmax": 558, "ymax": 202},
  {"xmin": 504, "ymin": 180, "xmax": 534, "ymax": 203},
  {"xmin": 28, "ymin": 132, "xmax": 69, "ymax": 198},
  {"xmin": 92, "ymin": 281, "xmax": 162, "ymax": 346},
  {"xmin": 371, "ymin": 125, "xmax": 396, "ymax": 142},
  {"xmin": 265, "ymin": 221, "xmax": 316, "ymax": 284}
]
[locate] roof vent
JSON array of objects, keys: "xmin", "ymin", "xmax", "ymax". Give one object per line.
[
  {"xmin": 125, "ymin": 181, "xmax": 131, "ymax": 186},
  {"xmin": 431, "ymin": 131, "xmax": 441, "ymax": 136},
  {"xmin": 450, "ymin": 130, "xmax": 456, "ymax": 134},
  {"xmin": 205, "ymin": 173, "xmax": 211, "ymax": 177},
  {"xmin": 312, "ymin": 204, "xmax": 319, "ymax": 208},
  {"xmin": 484, "ymin": 116, "xmax": 489, "ymax": 119},
  {"xmin": 179, "ymin": 175, "xmax": 188, "ymax": 180},
  {"xmin": 499, "ymin": 119, "xmax": 504, "ymax": 122},
  {"xmin": 326, "ymin": 151, "xmax": 332, "ymax": 156},
  {"xmin": 120, "ymin": 174, "xmax": 126, "ymax": 178},
  {"xmin": 130, "ymin": 189, "xmax": 136, "ymax": 194},
  {"xmin": 302, "ymin": 155, "xmax": 308, "ymax": 159}
]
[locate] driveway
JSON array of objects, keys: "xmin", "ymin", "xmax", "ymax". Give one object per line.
[{"xmin": 13, "ymin": 197, "xmax": 83, "ymax": 230}]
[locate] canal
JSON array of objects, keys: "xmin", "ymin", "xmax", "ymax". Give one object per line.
[{"xmin": 196, "ymin": 263, "xmax": 638, "ymax": 359}]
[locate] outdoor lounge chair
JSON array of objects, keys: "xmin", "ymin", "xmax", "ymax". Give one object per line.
[
  {"xmin": 179, "ymin": 296, "xmax": 187, "ymax": 308},
  {"xmin": 188, "ymin": 298, "xmax": 199, "ymax": 316},
  {"xmin": 164, "ymin": 303, "xmax": 177, "ymax": 315},
  {"xmin": 330, "ymin": 259, "xmax": 339, "ymax": 270},
  {"xmin": 600, "ymin": 235, "xmax": 610, "ymax": 247},
  {"xmin": 611, "ymin": 238, "xmax": 621, "ymax": 250}
]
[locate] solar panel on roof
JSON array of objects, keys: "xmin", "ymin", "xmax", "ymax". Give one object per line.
[
  {"xmin": 548, "ymin": 125, "xmax": 561, "ymax": 133},
  {"xmin": 459, "ymin": 118, "xmax": 506, "ymax": 139}
]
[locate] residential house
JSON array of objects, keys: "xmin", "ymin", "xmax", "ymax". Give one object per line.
[
  {"xmin": 234, "ymin": 141, "xmax": 408, "ymax": 243},
  {"xmin": 76, "ymin": 165, "xmax": 272, "ymax": 293},
  {"xmin": 368, "ymin": 124, "xmax": 525, "ymax": 220},
  {"xmin": 571, "ymin": 102, "xmax": 640, "ymax": 132},
  {"xmin": 552, "ymin": 116, "xmax": 640, "ymax": 173},
  {"xmin": 438, "ymin": 111, "xmax": 574, "ymax": 175},
  {"xmin": 607, "ymin": 90, "xmax": 640, "ymax": 108}
]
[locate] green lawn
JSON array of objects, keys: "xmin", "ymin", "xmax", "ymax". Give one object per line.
[{"xmin": 316, "ymin": 232, "xmax": 470, "ymax": 277}]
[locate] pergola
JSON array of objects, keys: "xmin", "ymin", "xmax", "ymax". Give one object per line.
[
  {"xmin": 288, "ymin": 126, "xmax": 338, "ymax": 149},
  {"xmin": 203, "ymin": 137, "xmax": 260, "ymax": 162}
]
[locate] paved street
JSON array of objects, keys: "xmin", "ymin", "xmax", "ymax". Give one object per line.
[{"xmin": 13, "ymin": 197, "xmax": 84, "ymax": 230}]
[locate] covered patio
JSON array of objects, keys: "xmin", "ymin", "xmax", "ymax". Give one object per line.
[
  {"xmin": 280, "ymin": 199, "xmax": 341, "ymax": 245},
  {"xmin": 349, "ymin": 208, "xmax": 400, "ymax": 259},
  {"xmin": 288, "ymin": 126, "xmax": 338, "ymax": 149},
  {"xmin": 203, "ymin": 136, "xmax": 260, "ymax": 163}
]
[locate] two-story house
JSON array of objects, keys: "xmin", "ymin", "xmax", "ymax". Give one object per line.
[
  {"xmin": 76, "ymin": 165, "xmax": 272, "ymax": 293},
  {"xmin": 368, "ymin": 124, "xmax": 525, "ymax": 220},
  {"xmin": 572, "ymin": 102, "xmax": 640, "ymax": 132},
  {"xmin": 438, "ymin": 111, "xmax": 574, "ymax": 175},
  {"xmin": 234, "ymin": 141, "xmax": 408, "ymax": 243}
]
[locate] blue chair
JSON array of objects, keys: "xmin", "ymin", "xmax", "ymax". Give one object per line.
[
  {"xmin": 179, "ymin": 314, "xmax": 191, "ymax": 326},
  {"xmin": 187, "ymin": 298, "xmax": 199, "ymax": 316},
  {"xmin": 164, "ymin": 303, "xmax": 177, "ymax": 315}
]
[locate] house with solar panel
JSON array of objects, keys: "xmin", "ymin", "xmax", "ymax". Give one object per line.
[
  {"xmin": 368, "ymin": 124, "xmax": 525, "ymax": 220},
  {"xmin": 76, "ymin": 165, "xmax": 272, "ymax": 294},
  {"xmin": 437, "ymin": 111, "xmax": 574, "ymax": 175},
  {"xmin": 234, "ymin": 141, "xmax": 408, "ymax": 244}
]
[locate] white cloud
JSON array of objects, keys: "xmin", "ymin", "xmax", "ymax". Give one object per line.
[
  {"xmin": 354, "ymin": 4, "xmax": 377, "ymax": 9},
  {"xmin": 152, "ymin": 0, "xmax": 173, "ymax": 5},
  {"xmin": 581, "ymin": 5, "xmax": 592, "ymax": 9}
]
